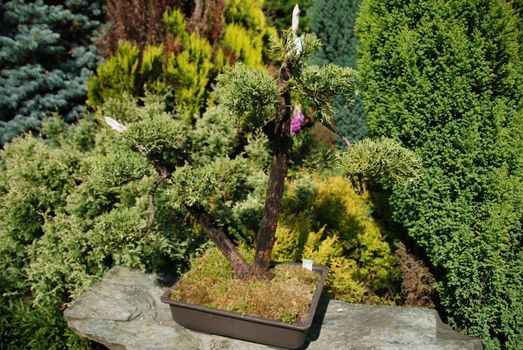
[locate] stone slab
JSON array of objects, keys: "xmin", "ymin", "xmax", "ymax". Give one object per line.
[{"xmin": 65, "ymin": 267, "xmax": 483, "ymax": 350}]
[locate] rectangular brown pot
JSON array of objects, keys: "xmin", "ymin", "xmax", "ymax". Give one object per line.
[{"xmin": 161, "ymin": 264, "xmax": 329, "ymax": 349}]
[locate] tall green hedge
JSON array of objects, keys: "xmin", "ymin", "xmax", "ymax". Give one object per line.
[
  {"xmin": 0, "ymin": 0, "xmax": 103, "ymax": 145},
  {"xmin": 309, "ymin": 0, "xmax": 367, "ymax": 144},
  {"xmin": 356, "ymin": 0, "xmax": 523, "ymax": 349}
]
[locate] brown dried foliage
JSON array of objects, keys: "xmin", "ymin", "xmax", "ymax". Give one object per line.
[
  {"xmin": 98, "ymin": 0, "xmax": 226, "ymax": 57},
  {"xmin": 98, "ymin": 0, "xmax": 176, "ymax": 57},
  {"xmin": 186, "ymin": 0, "xmax": 225, "ymax": 45},
  {"xmin": 395, "ymin": 242, "xmax": 437, "ymax": 308}
]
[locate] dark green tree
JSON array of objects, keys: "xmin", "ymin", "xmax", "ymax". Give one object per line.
[
  {"xmin": 309, "ymin": 0, "xmax": 367, "ymax": 144},
  {"xmin": 357, "ymin": 0, "xmax": 523, "ymax": 349},
  {"xmin": 0, "ymin": 0, "xmax": 103, "ymax": 145}
]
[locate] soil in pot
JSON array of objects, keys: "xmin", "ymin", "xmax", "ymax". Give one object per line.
[{"xmin": 170, "ymin": 247, "xmax": 321, "ymax": 324}]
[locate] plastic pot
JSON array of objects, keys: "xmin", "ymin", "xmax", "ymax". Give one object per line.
[{"xmin": 161, "ymin": 264, "xmax": 329, "ymax": 349}]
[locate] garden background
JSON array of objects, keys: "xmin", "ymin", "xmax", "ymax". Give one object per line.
[{"xmin": 0, "ymin": 0, "xmax": 521, "ymax": 349}]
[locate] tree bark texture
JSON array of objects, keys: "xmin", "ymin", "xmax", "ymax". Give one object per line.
[
  {"xmin": 189, "ymin": 64, "xmax": 293, "ymax": 279},
  {"xmin": 188, "ymin": 204, "xmax": 255, "ymax": 278},
  {"xmin": 253, "ymin": 65, "xmax": 292, "ymax": 275}
]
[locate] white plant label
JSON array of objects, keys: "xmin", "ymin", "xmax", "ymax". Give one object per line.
[{"xmin": 302, "ymin": 259, "xmax": 313, "ymax": 271}]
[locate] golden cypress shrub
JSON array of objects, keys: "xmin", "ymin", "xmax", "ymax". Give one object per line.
[
  {"xmin": 164, "ymin": 9, "xmax": 214, "ymax": 120},
  {"xmin": 141, "ymin": 44, "xmax": 167, "ymax": 94},
  {"xmin": 221, "ymin": 23, "xmax": 264, "ymax": 67},
  {"xmin": 273, "ymin": 176, "xmax": 400, "ymax": 304},
  {"xmin": 87, "ymin": 42, "xmax": 141, "ymax": 106},
  {"xmin": 88, "ymin": 2, "xmax": 276, "ymax": 118}
]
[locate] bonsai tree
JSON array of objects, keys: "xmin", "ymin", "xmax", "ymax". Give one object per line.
[{"xmin": 104, "ymin": 5, "xmax": 420, "ymax": 279}]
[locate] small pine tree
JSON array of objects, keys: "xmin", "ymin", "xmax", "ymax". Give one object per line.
[
  {"xmin": 309, "ymin": 0, "xmax": 367, "ymax": 145},
  {"xmin": 102, "ymin": 8, "xmax": 420, "ymax": 279},
  {"xmin": 0, "ymin": 0, "xmax": 103, "ymax": 145}
]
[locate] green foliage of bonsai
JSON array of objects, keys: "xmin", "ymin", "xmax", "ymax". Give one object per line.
[
  {"xmin": 357, "ymin": 0, "xmax": 523, "ymax": 348},
  {"xmin": 104, "ymin": 7, "xmax": 421, "ymax": 280},
  {"xmin": 215, "ymin": 64, "xmax": 279, "ymax": 131}
]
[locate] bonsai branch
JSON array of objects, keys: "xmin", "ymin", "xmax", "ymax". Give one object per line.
[
  {"xmin": 322, "ymin": 121, "xmax": 352, "ymax": 148},
  {"xmin": 188, "ymin": 204, "xmax": 255, "ymax": 278}
]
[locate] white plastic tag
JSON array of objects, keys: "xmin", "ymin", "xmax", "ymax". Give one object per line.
[{"xmin": 302, "ymin": 259, "xmax": 313, "ymax": 271}]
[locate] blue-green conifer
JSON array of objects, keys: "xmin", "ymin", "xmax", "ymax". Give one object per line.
[{"xmin": 0, "ymin": 0, "xmax": 103, "ymax": 145}]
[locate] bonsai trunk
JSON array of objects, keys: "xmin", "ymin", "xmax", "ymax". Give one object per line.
[
  {"xmin": 190, "ymin": 64, "xmax": 293, "ymax": 279},
  {"xmin": 253, "ymin": 67, "xmax": 292, "ymax": 276}
]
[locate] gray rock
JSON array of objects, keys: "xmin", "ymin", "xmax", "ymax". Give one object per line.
[{"xmin": 65, "ymin": 267, "xmax": 483, "ymax": 350}]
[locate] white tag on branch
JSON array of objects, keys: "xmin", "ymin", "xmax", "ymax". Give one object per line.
[
  {"xmin": 302, "ymin": 259, "xmax": 313, "ymax": 271},
  {"xmin": 104, "ymin": 117, "xmax": 127, "ymax": 133},
  {"xmin": 291, "ymin": 4, "xmax": 300, "ymax": 35},
  {"xmin": 294, "ymin": 34, "xmax": 304, "ymax": 56}
]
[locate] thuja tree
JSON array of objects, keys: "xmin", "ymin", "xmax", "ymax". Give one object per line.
[
  {"xmin": 0, "ymin": 0, "xmax": 103, "ymax": 145},
  {"xmin": 105, "ymin": 8, "xmax": 420, "ymax": 278},
  {"xmin": 356, "ymin": 0, "xmax": 523, "ymax": 348},
  {"xmin": 309, "ymin": 0, "xmax": 367, "ymax": 145}
]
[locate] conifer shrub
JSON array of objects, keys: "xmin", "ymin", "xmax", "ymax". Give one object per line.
[
  {"xmin": 357, "ymin": 0, "xmax": 523, "ymax": 348},
  {"xmin": 88, "ymin": 1, "xmax": 276, "ymax": 120},
  {"xmin": 309, "ymin": 0, "xmax": 367, "ymax": 145},
  {"xmin": 88, "ymin": 8, "xmax": 215, "ymax": 120},
  {"xmin": 222, "ymin": 0, "xmax": 276, "ymax": 66},
  {"xmin": 0, "ymin": 96, "xmax": 221, "ymax": 348},
  {"xmin": 97, "ymin": 10, "xmax": 421, "ymax": 284},
  {"xmin": 97, "ymin": 0, "xmax": 173, "ymax": 56},
  {"xmin": 0, "ymin": 0, "xmax": 103, "ymax": 145},
  {"xmin": 273, "ymin": 176, "xmax": 401, "ymax": 304},
  {"xmin": 97, "ymin": 0, "xmax": 226, "ymax": 57}
]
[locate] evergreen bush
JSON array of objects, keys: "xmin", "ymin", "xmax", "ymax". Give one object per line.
[
  {"xmin": 99, "ymin": 7, "xmax": 420, "ymax": 282},
  {"xmin": 97, "ymin": 0, "xmax": 173, "ymax": 56},
  {"xmin": 88, "ymin": 0, "xmax": 276, "ymax": 120},
  {"xmin": 0, "ymin": 0, "xmax": 103, "ymax": 145},
  {"xmin": 274, "ymin": 175, "xmax": 401, "ymax": 304},
  {"xmin": 0, "ymin": 97, "xmax": 213, "ymax": 347},
  {"xmin": 309, "ymin": 0, "xmax": 367, "ymax": 145},
  {"xmin": 357, "ymin": 0, "xmax": 523, "ymax": 348}
]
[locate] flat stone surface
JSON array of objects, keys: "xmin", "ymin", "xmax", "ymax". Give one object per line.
[{"xmin": 65, "ymin": 267, "xmax": 483, "ymax": 350}]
